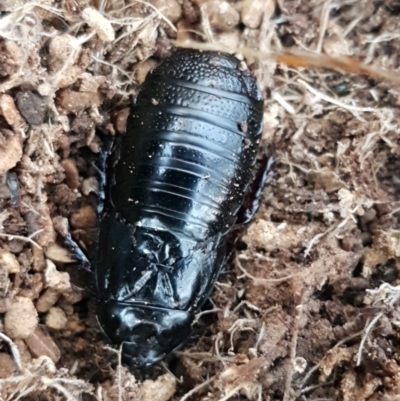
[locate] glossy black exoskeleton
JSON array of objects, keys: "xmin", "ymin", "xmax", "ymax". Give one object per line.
[{"xmin": 94, "ymin": 49, "xmax": 265, "ymax": 367}]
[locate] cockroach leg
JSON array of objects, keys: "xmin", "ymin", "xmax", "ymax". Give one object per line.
[{"xmin": 236, "ymin": 150, "xmax": 274, "ymax": 226}]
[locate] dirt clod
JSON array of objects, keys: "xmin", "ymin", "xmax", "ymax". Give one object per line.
[
  {"xmin": 241, "ymin": 0, "xmax": 275, "ymax": 28},
  {"xmin": 61, "ymin": 158, "xmax": 80, "ymax": 190},
  {"xmin": 0, "ymin": 130, "xmax": 22, "ymax": 174},
  {"xmin": 36, "ymin": 288, "xmax": 60, "ymax": 313},
  {"xmin": 44, "ymin": 260, "xmax": 71, "ymax": 293},
  {"xmin": 45, "ymin": 306, "xmax": 68, "ymax": 330},
  {"xmin": 57, "ymin": 90, "xmax": 102, "ymax": 114},
  {"xmin": 150, "ymin": 0, "xmax": 182, "ymax": 24},
  {"xmin": 15, "ymin": 91, "xmax": 48, "ymax": 126},
  {"xmin": 0, "ymin": 353, "xmax": 17, "ymax": 378},
  {"xmin": 70, "ymin": 205, "xmax": 97, "ymax": 230},
  {"xmin": 5, "ymin": 296, "xmax": 38, "ymax": 339},
  {"xmin": 0, "ymin": 249, "xmax": 21, "ymax": 274},
  {"xmin": 141, "ymin": 373, "xmax": 177, "ymax": 401},
  {"xmin": 206, "ymin": 1, "xmax": 240, "ymax": 32},
  {"xmin": 0, "ymin": 94, "xmax": 27, "ymax": 131}
]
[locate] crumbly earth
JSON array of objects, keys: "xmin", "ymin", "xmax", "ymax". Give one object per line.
[{"xmin": 0, "ymin": 0, "xmax": 399, "ymax": 400}]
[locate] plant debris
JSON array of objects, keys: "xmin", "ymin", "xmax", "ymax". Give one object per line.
[{"xmin": 0, "ymin": 0, "xmax": 400, "ymax": 400}]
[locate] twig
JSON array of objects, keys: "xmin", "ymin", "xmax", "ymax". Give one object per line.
[
  {"xmin": 257, "ymin": 384, "xmax": 263, "ymax": 401},
  {"xmin": 118, "ymin": 344, "xmax": 123, "ymax": 401},
  {"xmin": 357, "ymin": 284, "xmax": 400, "ymax": 365},
  {"xmin": 236, "ymin": 257, "xmax": 297, "ymax": 285},
  {"xmin": 356, "ymin": 311, "xmax": 383, "ymax": 366},
  {"xmin": 217, "ymin": 385, "xmax": 243, "ymax": 401},
  {"xmin": 173, "ymin": 42, "xmax": 400, "ymax": 85},
  {"xmin": 316, "ymin": 1, "xmax": 331, "ymax": 53},
  {"xmin": 283, "ymin": 290, "xmax": 306, "ymax": 401},
  {"xmin": 0, "ymin": 230, "xmax": 43, "ymax": 249},
  {"xmin": 160, "ymin": 361, "xmax": 182, "ymax": 384},
  {"xmin": 304, "ymin": 225, "xmax": 337, "ymax": 258},
  {"xmin": 272, "ymin": 92, "xmax": 296, "ymax": 114},
  {"xmin": 301, "ymin": 381, "xmax": 335, "ymax": 395},
  {"xmin": 91, "ymin": 55, "xmax": 136, "ymax": 84},
  {"xmin": 43, "ymin": 381, "xmax": 79, "ymax": 401},
  {"xmin": 180, "ymin": 377, "xmax": 213, "ymax": 401},
  {"xmin": 301, "ymin": 329, "xmax": 364, "ymax": 387},
  {"xmin": 129, "ymin": 0, "xmax": 176, "ymax": 32},
  {"xmin": 297, "ymin": 79, "xmax": 375, "ymax": 116},
  {"xmin": 232, "ymin": 300, "xmax": 261, "ymax": 315}
]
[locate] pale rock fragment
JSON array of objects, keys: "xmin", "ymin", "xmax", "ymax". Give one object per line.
[
  {"xmin": 44, "ymin": 260, "xmax": 71, "ymax": 292},
  {"xmin": 82, "ymin": 7, "xmax": 115, "ymax": 42},
  {"xmin": 0, "ymin": 250, "xmax": 20, "ymax": 274},
  {"xmin": 45, "ymin": 307, "xmax": 68, "ymax": 330},
  {"xmin": 241, "ymin": 0, "xmax": 275, "ymax": 29},
  {"xmin": 25, "ymin": 326, "xmax": 61, "ymax": 363},
  {"xmin": 5, "ymin": 296, "xmax": 38, "ymax": 339},
  {"xmin": 141, "ymin": 373, "xmax": 177, "ymax": 401},
  {"xmin": 0, "ymin": 130, "xmax": 22, "ymax": 174}
]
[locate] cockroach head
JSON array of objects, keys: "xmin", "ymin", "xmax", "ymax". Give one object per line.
[{"xmin": 97, "ymin": 301, "xmax": 193, "ymax": 367}]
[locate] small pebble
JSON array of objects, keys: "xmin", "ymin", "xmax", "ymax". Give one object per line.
[
  {"xmin": 341, "ymin": 235, "xmax": 359, "ymax": 252},
  {"xmin": 241, "ymin": 0, "xmax": 275, "ymax": 29},
  {"xmin": 207, "ymin": 1, "xmax": 240, "ymax": 32},
  {"xmin": 81, "ymin": 176, "xmax": 99, "ymax": 196},
  {"xmin": 57, "ymin": 65, "xmax": 83, "ymax": 89},
  {"xmin": 82, "ymin": 7, "xmax": 115, "ymax": 42},
  {"xmin": 0, "ymin": 94, "xmax": 26, "ymax": 130},
  {"xmin": 28, "ymin": 203, "xmax": 56, "ymax": 247},
  {"xmin": 141, "ymin": 373, "xmax": 177, "ymax": 401},
  {"xmin": 57, "ymin": 297, "xmax": 74, "ymax": 316},
  {"xmin": 15, "ymin": 91, "xmax": 47, "ymax": 126},
  {"xmin": 52, "ymin": 216, "xmax": 70, "ymax": 237},
  {"xmin": 150, "ymin": 0, "xmax": 182, "ymax": 23},
  {"xmin": 25, "ymin": 326, "xmax": 61, "ymax": 363},
  {"xmin": 36, "ymin": 288, "xmax": 60, "ymax": 313},
  {"xmin": 19, "ymin": 273, "xmax": 43, "ymax": 300},
  {"xmin": 61, "ymin": 158, "xmax": 80, "ymax": 189},
  {"xmin": 48, "ymin": 34, "xmax": 80, "ymax": 71},
  {"xmin": 79, "ymin": 72, "xmax": 106, "ymax": 93},
  {"xmin": 0, "ymin": 130, "xmax": 23, "ymax": 174},
  {"xmin": 57, "ymin": 90, "xmax": 102, "ymax": 114},
  {"xmin": 45, "ymin": 242, "xmax": 76, "ymax": 264},
  {"xmin": 31, "ymin": 245, "xmax": 46, "ymax": 272},
  {"xmin": 70, "ymin": 205, "xmax": 97, "ymax": 230},
  {"xmin": 216, "ymin": 30, "xmax": 240, "ymax": 49},
  {"xmin": 0, "ymin": 353, "xmax": 17, "ymax": 378},
  {"xmin": 349, "ymin": 277, "xmax": 369, "ymax": 290},
  {"xmin": 115, "ymin": 108, "xmax": 130, "ymax": 134},
  {"xmin": 63, "ymin": 286, "xmax": 83, "ymax": 304},
  {"xmin": 5, "ymin": 296, "xmax": 38, "ymax": 339},
  {"xmin": 44, "ymin": 260, "xmax": 71, "ymax": 292},
  {"xmin": 360, "ymin": 208, "xmax": 376, "ymax": 224},
  {"xmin": 45, "ymin": 307, "xmax": 68, "ymax": 330},
  {"xmin": 0, "ymin": 249, "xmax": 21, "ymax": 274}
]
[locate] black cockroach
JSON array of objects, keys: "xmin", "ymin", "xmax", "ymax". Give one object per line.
[{"xmin": 93, "ymin": 48, "xmax": 267, "ymax": 367}]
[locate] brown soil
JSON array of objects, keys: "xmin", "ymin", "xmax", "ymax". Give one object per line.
[{"xmin": 0, "ymin": 0, "xmax": 400, "ymax": 400}]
